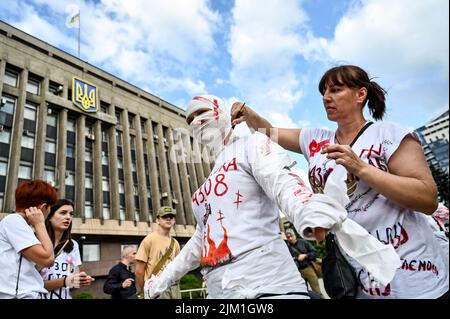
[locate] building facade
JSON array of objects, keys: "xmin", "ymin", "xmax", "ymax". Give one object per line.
[
  {"xmin": 416, "ymin": 110, "xmax": 449, "ymax": 173},
  {"xmin": 0, "ymin": 21, "xmax": 213, "ymax": 297}
]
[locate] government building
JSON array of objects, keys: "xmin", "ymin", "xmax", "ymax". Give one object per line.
[{"xmin": 0, "ymin": 20, "xmax": 214, "ymax": 297}]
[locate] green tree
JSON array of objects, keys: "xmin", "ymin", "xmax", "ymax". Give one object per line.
[
  {"xmin": 430, "ymin": 163, "xmax": 449, "ymax": 207},
  {"xmin": 180, "ymin": 271, "xmax": 204, "ymax": 299}
]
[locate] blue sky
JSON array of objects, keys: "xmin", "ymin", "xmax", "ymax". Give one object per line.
[{"xmin": 0, "ymin": 0, "xmax": 448, "ymax": 173}]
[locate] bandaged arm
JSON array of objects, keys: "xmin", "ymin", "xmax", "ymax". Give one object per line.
[{"xmin": 248, "ymin": 132, "xmax": 347, "ymax": 238}]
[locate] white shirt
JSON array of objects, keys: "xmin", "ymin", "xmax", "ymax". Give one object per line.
[
  {"xmin": 0, "ymin": 213, "xmax": 48, "ymax": 299},
  {"xmin": 148, "ymin": 132, "xmax": 354, "ymax": 298},
  {"xmin": 40, "ymin": 240, "xmax": 81, "ymax": 299},
  {"xmin": 300, "ymin": 122, "xmax": 449, "ymax": 299}
]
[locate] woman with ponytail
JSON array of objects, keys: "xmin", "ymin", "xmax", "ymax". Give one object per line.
[
  {"xmin": 40, "ymin": 199, "xmax": 94, "ymax": 299},
  {"xmin": 231, "ymin": 65, "xmax": 448, "ymax": 299}
]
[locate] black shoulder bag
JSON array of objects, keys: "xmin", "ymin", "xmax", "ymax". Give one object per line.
[
  {"xmin": 321, "ymin": 122, "xmax": 374, "ymax": 299},
  {"xmin": 322, "ymin": 233, "xmax": 357, "ymax": 299}
]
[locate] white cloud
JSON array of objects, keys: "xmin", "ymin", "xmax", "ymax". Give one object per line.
[
  {"xmin": 228, "ymin": 0, "xmax": 311, "ymax": 126},
  {"xmin": 321, "ymin": 0, "xmax": 449, "ymax": 121},
  {"xmin": 3, "ymin": 0, "xmax": 221, "ymax": 100},
  {"xmin": 326, "ymin": 0, "xmax": 448, "ymax": 79}
]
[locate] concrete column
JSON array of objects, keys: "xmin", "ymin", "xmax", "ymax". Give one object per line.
[
  {"xmin": 121, "ymin": 110, "xmax": 135, "ymax": 220},
  {"xmin": 34, "ymin": 77, "xmax": 49, "ymax": 179},
  {"xmin": 107, "ymin": 101, "xmax": 120, "ymax": 221},
  {"xmin": 192, "ymin": 140, "xmax": 205, "ymax": 187},
  {"xmin": 183, "ymin": 135, "xmax": 199, "ymax": 194},
  {"xmin": 156, "ymin": 123, "xmax": 172, "ymax": 207},
  {"xmin": 62, "ymin": 78, "xmax": 69, "ymax": 100},
  {"xmin": 177, "ymin": 133, "xmax": 195, "ymax": 225},
  {"xmin": 4, "ymin": 68, "xmax": 28, "ymax": 212},
  {"xmin": 93, "ymin": 120, "xmax": 103, "ymax": 219},
  {"xmin": 0, "ymin": 59, "xmax": 6, "ymax": 98},
  {"xmin": 56, "ymin": 109, "xmax": 67, "ymax": 197},
  {"xmin": 134, "ymin": 114, "xmax": 149, "ymax": 223},
  {"xmin": 75, "ymin": 115, "xmax": 86, "ymax": 219},
  {"xmin": 166, "ymin": 128, "xmax": 185, "ymax": 225},
  {"xmin": 145, "ymin": 120, "xmax": 160, "ymax": 221}
]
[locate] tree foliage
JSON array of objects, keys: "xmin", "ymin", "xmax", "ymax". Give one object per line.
[{"xmin": 430, "ymin": 164, "xmax": 449, "ymax": 207}]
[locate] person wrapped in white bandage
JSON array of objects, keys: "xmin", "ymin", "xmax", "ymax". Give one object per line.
[{"xmin": 144, "ymin": 95, "xmax": 400, "ymax": 299}]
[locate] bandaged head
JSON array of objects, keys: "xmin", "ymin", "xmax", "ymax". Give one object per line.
[{"xmin": 186, "ymin": 95, "xmax": 232, "ymax": 154}]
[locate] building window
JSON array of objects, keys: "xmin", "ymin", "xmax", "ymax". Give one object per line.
[
  {"xmin": 26, "ymin": 76, "xmax": 40, "ymax": 95},
  {"xmin": 85, "ymin": 147, "xmax": 93, "ymax": 162},
  {"xmin": 24, "ymin": 104, "xmax": 37, "ymax": 121},
  {"xmin": 21, "ymin": 135, "xmax": 35, "ymax": 149},
  {"xmin": 85, "ymin": 202, "xmax": 93, "ymax": 219},
  {"xmin": 82, "ymin": 244, "xmax": 100, "ymax": 262},
  {"xmin": 102, "ymin": 130, "xmax": 108, "ymax": 142},
  {"xmin": 4, "ymin": 70, "xmax": 19, "ymax": 87},
  {"xmin": 119, "ymin": 182, "xmax": 125, "ymax": 194},
  {"xmin": 0, "ymin": 95, "xmax": 15, "ymax": 114},
  {"xmin": 100, "ymin": 102, "xmax": 109, "ymax": 114},
  {"xmin": 18, "ymin": 164, "xmax": 32, "ymax": 180},
  {"xmin": 67, "ymin": 118, "xmax": 76, "ymax": 132},
  {"xmin": 45, "ymin": 140, "xmax": 56, "ymax": 154},
  {"xmin": 47, "ymin": 113, "xmax": 57, "ymax": 127},
  {"xmin": 115, "ymin": 109, "xmax": 122, "ymax": 122},
  {"xmin": 85, "ymin": 176, "xmax": 93, "ymax": 189},
  {"xmin": 103, "ymin": 206, "xmax": 110, "ymax": 220},
  {"xmin": 117, "ymin": 158, "xmax": 123, "ymax": 169},
  {"xmin": 67, "ymin": 144, "xmax": 75, "ymax": 158},
  {"xmin": 0, "ymin": 161, "xmax": 7, "ymax": 176},
  {"xmin": 44, "ymin": 169, "xmax": 55, "ymax": 183},
  {"xmin": 48, "ymin": 81, "xmax": 63, "ymax": 95},
  {"xmin": 66, "ymin": 171, "xmax": 75, "ymax": 186},
  {"xmin": 101, "ymin": 153, "xmax": 109, "ymax": 166},
  {"xmin": 102, "ymin": 179, "xmax": 110, "ymax": 191},
  {"xmin": 116, "ymin": 131, "xmax": 122, "ymax": 146},
  {"xmin": 0, "ymin": 130, "xmax": 11, "ymax": 144},
  {"xmin": 119, "ymin": 208, "xmax": 126, "ymax": 221},
  {"xmin": 128, "ymin": 113, "xmax": 135, "ymax": 128}
]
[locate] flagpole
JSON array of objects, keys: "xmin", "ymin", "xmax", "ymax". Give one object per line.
[{"xmin": 77, "ymin": 9, "xmax": 80, "ymax": 58}]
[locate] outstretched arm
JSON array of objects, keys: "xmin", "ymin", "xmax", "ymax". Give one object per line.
[
  {"xmin": 231, "ymin": 102, "xmax": 302, "ymax": 153},
  {"xmin": 248, "ymin": 132, "xmax": 347, "ymax": 241}
]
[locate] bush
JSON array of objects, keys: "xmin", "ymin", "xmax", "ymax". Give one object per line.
[
  {"xmin": 74, "ymin": 291, "xmax": 93, "ymax": 299},
  {"xmin": 180, "ymin": 272, "xmax": 204, "ymax": 299}
]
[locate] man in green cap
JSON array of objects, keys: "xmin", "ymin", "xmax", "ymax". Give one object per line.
[{"xmin": 135, "ymin": 206, "xmax": 181, "ymax": 299}]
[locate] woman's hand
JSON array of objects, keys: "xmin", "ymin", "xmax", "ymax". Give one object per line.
[
  {"xmin": 321, "ymin": 144, "xmax": 368, "ymax": 176},
  {"xmin": 66, "ymin": 271, "xmax": 95, "ymax": 288},
  {"xmin": 231, "ymin": 102, "xmax": 272, "ymax": 133},
  {"xmin": 25, "ymin": 207, "xmax": 45, "ymax": 226}
]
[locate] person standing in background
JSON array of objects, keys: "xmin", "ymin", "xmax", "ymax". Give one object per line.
[
  {"xmin": 103, "ymin": 245, "xmax": 137, "ymax": 299},
  {"xmin": 135, "ymin": 206, "xmax": 181, "ymax": 299}
]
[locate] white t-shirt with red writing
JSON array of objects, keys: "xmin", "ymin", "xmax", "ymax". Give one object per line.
[{"xmin": 300, "ymin": 122, "xmax": 449, "ymax": 299}]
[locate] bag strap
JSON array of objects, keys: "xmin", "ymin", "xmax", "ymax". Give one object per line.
[
  {"xmin": 15, "ymin": 255, "xmax": 23, "ymax": 298},
  {"xmin": 349, "ymin": 121, "xmax": 373, "ymax": 147},
  {"xmin": 151, "ymin": 238, "xmax": 175, "ymax": 276},
  {"xmin": 55, "ymin": 240, "xmax": 70, "ymax": 258}
]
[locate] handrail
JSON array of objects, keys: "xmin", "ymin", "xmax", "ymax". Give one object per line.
[{"xmin": 179, "ymin": 287, "xmax": 207, "ymax": 299}]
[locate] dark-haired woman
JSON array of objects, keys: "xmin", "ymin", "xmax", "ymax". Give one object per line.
[
  {"xmin": 40, "ymin": 199, "xmax": 94, "ymax": 299},
  {"xmin": 231, "ymin": 65, "xmax": 448, "ymax": 299}
]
